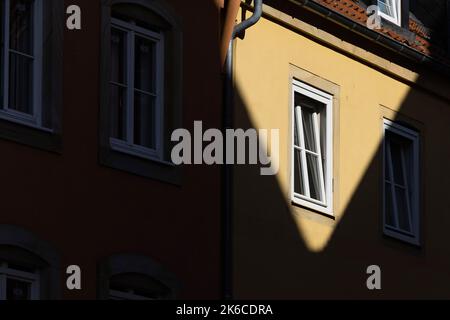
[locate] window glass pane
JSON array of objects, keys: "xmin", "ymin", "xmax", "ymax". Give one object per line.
[
  {"xmin": 111, "ymin": 28, "xmax": 126, "ymax": 84},
  {"xmin": 378, "ymin": 0, "xmax": 394, "ymax": 16},
  {"xmin": 134, "ymin": 93, "xmax": 156, "ymax": 149},
  {"xmin": 390, "ymin": 140, "xmax": 405, "ymax": 186},
  {"xmin": 301, "ymin": 108, "xmax": 317, "ymax": 153},
  {"xmin": 135, "ymin": 36, "xmax": 156, "ymax": 94},
  {"xmin": 6, "ymin": 278, "xmax": 31, "ymax": 300},
  {"xmin": 110, "ymin": 84, "xmax": 127, "ymax": 140},
  {"xmin": 10, "ymin": 0, "xmax": 33, "ymax": 55},
  {"xmin": 395, "ymin": 187, "xmax": 411, "ymax": 232},
  {"xmin": 385, "ymin": 182, "xmax": 395, "ymax": 227},
  {"xmin": 9, "ymin": 52, "xmax": 32, "ymax": 113},
  {"xmin": 306, "ymin": 153, "xmax": 323, "ymax": 201},
  {"xmin": 385, "ymin": 142, "xmax": 391, "ymax": 182},
  {"xmin": 294, "ymin": 149, "xmax": 304, "ymax": 196}
]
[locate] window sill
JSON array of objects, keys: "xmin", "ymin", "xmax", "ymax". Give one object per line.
[
  {"xmin": 110, "ymin": 138, "xmax": 175, "ymax": 167},
  {"xmin": 383, "ymin": 228, "xmax": 421, "ymax": 247},
  {"xmin": 0, "ymin": 110, "xmax": 53, "ymax": 133},
  {"xmin": 0, "ymin": 111, "xmax": 61, "ymax": 154},
  {"xmin": 100, "ymin": 139, "xmax": 182, "ymax": 186},
  {"xmin": 292, "ymin": 195, "xmax": 334, "ymax": 218},
  {"xmin": 379, "ymin": 13, "xmax": 401, "ymax": 27}
]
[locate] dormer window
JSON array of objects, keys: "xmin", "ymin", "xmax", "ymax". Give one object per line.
[{"xmin": 378, "ymin": 0, "xmax": 401, "ymax": 26}]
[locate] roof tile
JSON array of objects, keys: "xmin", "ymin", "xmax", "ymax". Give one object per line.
[{"xmin": 310, "ymin": 0, "xmax": 448, "ymax": 62}]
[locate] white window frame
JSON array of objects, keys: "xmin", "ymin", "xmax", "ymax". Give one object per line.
[
  {"xmin": 377, "ymin": 0, "xmax": 401, "ymax": 26},
  {"xmin": 383, "ymin": 119, "xmax": 420, "ymax": 245},
  {"xmin": 291, "ymin": 80, "xmax": 333, "ymax": 216},
  {"xmin": 0, "ymin": 0, "xmax": 47, "ymax": 131},
  {"xmin": 0, "ymin": 262, "xmax": 40, "ymax": 300},
  {"xmin": 109, "ymin": 17, "xmax": 165, "ymax": 162}
]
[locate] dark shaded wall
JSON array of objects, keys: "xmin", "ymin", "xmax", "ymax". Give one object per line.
[
  {"xmin": 0, "ymin": 0, "xmax": 223, "ymax": 299},
  {"xmin": 232, "ymin": 1, "xmax": 450, "ymax": 299}
]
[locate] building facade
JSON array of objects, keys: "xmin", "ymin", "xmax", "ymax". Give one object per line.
[
  {"xmin": 232, "ymin": 0, "xmax": 450, "ymax": 299},
  {"xmin": 0, "ymin": 0, "xmax": 223, "ymax": 300},
  {"xmin": 1, "ymin": 0, "xmax": 450, "ymax": 301}
]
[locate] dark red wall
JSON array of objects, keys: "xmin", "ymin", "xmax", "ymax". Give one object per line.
[{"xmin": 0, "ymin": 0, "xmax": 223, "ymax": 299}]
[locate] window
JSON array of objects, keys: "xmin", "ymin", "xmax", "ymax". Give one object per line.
[
  {"xmin": 383, "ymin": 119, "xmax": 420, "ymax": 245},
  {"xmin": 377, "ymin": 0, "xmax": 401, "ymax": 26},
  {"xmin": 0, "ymin": 225, "xmax": 62, "ymax": 300},
  {"xmin": 0, "ymin": 262, "xmax": 39, "ymax": 300},
  {"xmin": 1, "ymin": 0, "xmax": 47, "ymax": 130},
  {"xmin": 0, "ymin": 0, "xmax": 62, "ymax": 152},
  {"xmin": 109, "ymin": 16, "xmax": 165, "ymax": 161},
  {"xmin": 100, "ymin": 1, "xmax": 182, "ymax": 184},
  {"xmin": 292, "ymin": 80, "xmax": 333, "ymax": 215},
  {"xmin": 98, "ymin": 254, "xmax": 179, "ymax": 300},
  {"xmin": 108, "ymin": 273, "xmax": 172, "ymax": 300}
]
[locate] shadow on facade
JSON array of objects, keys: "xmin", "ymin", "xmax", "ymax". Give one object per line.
[{"xmin": 231, "ymin": 1, "xmax": 450, "ymax": 299}]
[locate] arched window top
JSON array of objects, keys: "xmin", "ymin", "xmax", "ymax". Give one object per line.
[
  {"xmin": 98, "ymin": 254, "xmax": 181, "ymax": 300},
  {"xmin": 0, "ymin": 225, "xmax": 59, "ymax": 268},
  {"xmin": 0, "ymin": 225, "xmax": 61, "ymax": 300},
  {"xmin": 110, "ymin": 0, "xmax": 182, "ymax": 31},
  {"xmin": 109, "ymin": 272, "xmax": 172, "ymax": 300}
]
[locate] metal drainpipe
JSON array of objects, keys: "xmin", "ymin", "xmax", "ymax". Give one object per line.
[{"xmin": 222, "ymin": 0, "xmax": 263, "ymax": 300}]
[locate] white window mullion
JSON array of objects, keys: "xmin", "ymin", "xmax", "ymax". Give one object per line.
[
  {"xmin": 126, "ymin": 30, "xmax": 135, "ymax": 144},
  {"xmin": 295, "ymin": 106, "xmax": 311, "ymax": 198},
  {"xmin": 2, "ymin": 0, "xmax": 11, "ymax": 111},
  {"xmin": 386, "ymin": 140, "xmax": 400, "ymax": 229},
  {"xmin": 312, "ymin": 111, "xmax": 326, "ymax": 203}
]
